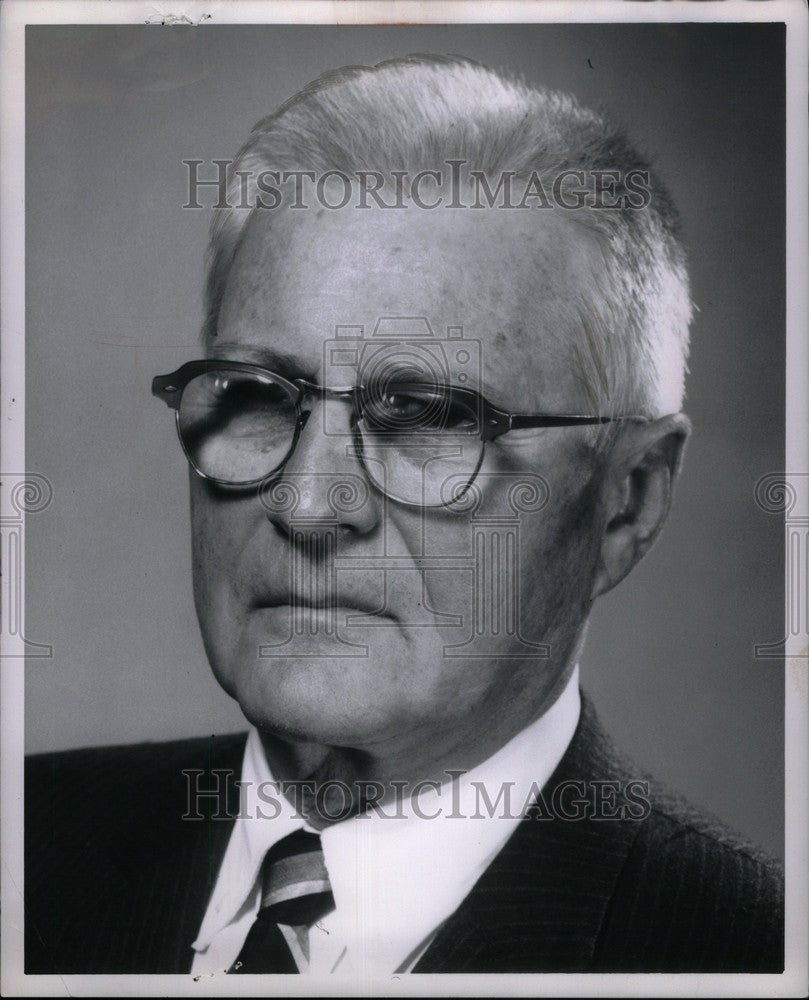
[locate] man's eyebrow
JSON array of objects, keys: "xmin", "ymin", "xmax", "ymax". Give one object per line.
[{"xmin": 208, "ymin": 343, "xmax": 313, "ymax": 379}]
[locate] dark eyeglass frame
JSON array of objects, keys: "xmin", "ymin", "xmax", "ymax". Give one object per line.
[{"xmin": 152, "ymin": 359, "xmax": 647, "ymax": 502}]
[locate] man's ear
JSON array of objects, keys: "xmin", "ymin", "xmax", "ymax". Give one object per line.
[{"xmin": 591, "ymin": 413, "xmax": 691, "ymax": 599}]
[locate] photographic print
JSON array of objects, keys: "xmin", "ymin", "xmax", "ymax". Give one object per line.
[{"xmin": 2, "ymin": 1, "xmax": 806, "ymax": 996}]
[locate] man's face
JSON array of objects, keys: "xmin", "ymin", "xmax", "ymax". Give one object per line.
[{"xmin": 190, "ymin": 200, "xmax": 611, "ymax": 767}]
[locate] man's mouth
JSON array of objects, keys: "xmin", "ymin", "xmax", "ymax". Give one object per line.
[{"xmin": 251, "ymin": 593, "xmax": 394, "ymax": 621}]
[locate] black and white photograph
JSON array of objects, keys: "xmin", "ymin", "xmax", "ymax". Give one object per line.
[{"xmin": 1, "ymin": 1, "xmax": 807, "ymax": 995}]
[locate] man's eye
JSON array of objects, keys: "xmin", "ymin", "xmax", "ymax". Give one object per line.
[
  {"xmin": 364, "ymin": 389, "xmax": 475, "ymax": 433},
  {"xmin": 382, "ymin": 392, "xmax": 430, "ymax": 420},
  {"xmin": 182, "ymin": 374, "xmax": 295, "ymax": 443},
  {"xmin": 205, "ymin": 377, "xmax": 286, "ymax": 410}
]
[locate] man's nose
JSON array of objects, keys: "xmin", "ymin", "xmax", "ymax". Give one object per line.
[{"xmin": 260, "ymin": 397, "xmax": 381, "ymax": 538}]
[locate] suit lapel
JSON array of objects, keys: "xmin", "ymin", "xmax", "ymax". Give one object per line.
[
  {"xmin": 131, "ymin": 736, "xmax": 245, "ymax": 972},
  {"xmin": 415, "ymin": 695, "xmax": 644, "ymax": 972},
  {"xmin": 83, "ymin": 734, "xmax": 244, "ymax": 973}
]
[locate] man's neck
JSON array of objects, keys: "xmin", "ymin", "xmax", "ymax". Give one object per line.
[{"xmin": 258, "ymin": 656, "xmax": 579, "ymax": 825}]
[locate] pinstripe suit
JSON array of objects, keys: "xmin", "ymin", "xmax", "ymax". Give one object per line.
[{"xmin": 24, "ymin": 694, "xmax": 783, "ymax": 974}]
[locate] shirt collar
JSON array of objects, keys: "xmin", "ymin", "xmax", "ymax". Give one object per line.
[{"xmin": 193, "ymin": 664, "xmax": 580, "ymax": 969}]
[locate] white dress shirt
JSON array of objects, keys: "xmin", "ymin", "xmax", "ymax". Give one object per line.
[{"xmin": 191, "ymin": 665, "xmax": 580, "ymax": 977}]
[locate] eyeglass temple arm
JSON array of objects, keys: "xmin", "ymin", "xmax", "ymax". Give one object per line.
[{"xmin": 510, "ymin": 414, "xmax": 616, "ymax": 428}]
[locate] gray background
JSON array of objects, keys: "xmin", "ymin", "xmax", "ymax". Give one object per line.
[{"xmin": 25, "ymin": 23, "xmax": 785, "ymax": 859}]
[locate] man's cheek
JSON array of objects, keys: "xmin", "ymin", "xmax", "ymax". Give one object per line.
[
  {"xmin": 190, "ymin": 479, "xmax": 247, "ymax": 585},
  {"xmin": 517, "ymin": 500, "xmax": 600, "ymax": 625},
  {"xmin": 190, "ymin": 504, "xmax": 242, "ymax": 642},
  {"xmin": 191, "ymin": 503, "xmax": 220, "ymax": 593}
]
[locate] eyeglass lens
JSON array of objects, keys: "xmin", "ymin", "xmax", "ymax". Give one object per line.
[{"xmin": 177, "ymin": 368, "xmax": 485, "ymax": 506}]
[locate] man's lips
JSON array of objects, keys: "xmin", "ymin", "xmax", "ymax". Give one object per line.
[{"xmin": 251, "ymin": 593, "xmax": 394, "ymax": 620}]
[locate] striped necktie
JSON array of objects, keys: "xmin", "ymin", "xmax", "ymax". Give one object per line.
[{"xmin": 229, "ymin": 828, "xmax": 335, "ymax": 974}]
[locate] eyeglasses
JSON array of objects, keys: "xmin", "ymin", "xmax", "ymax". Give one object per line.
[{"xmin": 152, "ymin": 360, "xmax": 645, "ymax": 508}]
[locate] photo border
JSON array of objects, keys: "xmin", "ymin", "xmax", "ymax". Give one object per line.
[{"xmin": 2, "ymin": 1, "xmax": 806, "ymax": 996}]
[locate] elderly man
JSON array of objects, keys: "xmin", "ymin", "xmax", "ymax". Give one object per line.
[{"xmin": 26, "ymin": 56, "xmax": 782, "ymax": 976}]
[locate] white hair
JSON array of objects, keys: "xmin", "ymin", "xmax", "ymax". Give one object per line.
[{"xmin": 204, "ymin": 55, "xmax": 692, "ymax": 417}]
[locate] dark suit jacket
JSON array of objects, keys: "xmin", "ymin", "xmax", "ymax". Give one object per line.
[{"xmin": 24, "ymin": 693, "xmax": 783, "ymax": 974}]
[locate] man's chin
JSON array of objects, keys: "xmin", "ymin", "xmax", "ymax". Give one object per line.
[{"xmin": 228, "ymin": 650, "xmax": 411, "ymax": 750}]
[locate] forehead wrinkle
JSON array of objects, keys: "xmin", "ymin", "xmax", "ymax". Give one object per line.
[
  {"xmin": 217, "ymin": 203, "xmax": 601, "ymax": 412},
  {"xmin": 207, "ymin": 341, "xmax": 316, "ymax": 378}
]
